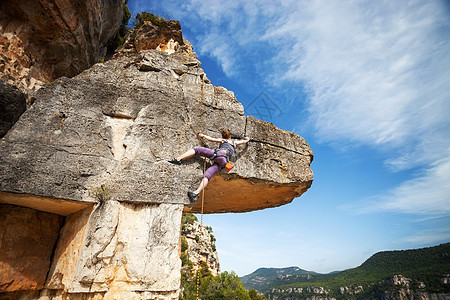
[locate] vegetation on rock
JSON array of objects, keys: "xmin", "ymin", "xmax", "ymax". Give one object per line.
[
  {"xmin": 132, "ymin": 11, "xmax": 166, "ymax": 28},
  {"xmin": 180, "ymin": 213, "xmax": 266, "ymax": 299}
]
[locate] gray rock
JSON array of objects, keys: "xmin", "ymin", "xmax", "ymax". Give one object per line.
[
  {"xmin": 0, "ymin": 80, "xmax": 26, "ymax": 138},
  {"xmin": 0, "ymin": 48, "xmax": 313, "ymax": 214}
]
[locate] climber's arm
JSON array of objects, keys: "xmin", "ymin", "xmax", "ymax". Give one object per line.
[
  {"xmin": 199, "ymin": 133, "xmax": 223, "ymax": 143},
  {"xmin": 235, "ymin": 137, "xmax": 250, "ymax": 145}
]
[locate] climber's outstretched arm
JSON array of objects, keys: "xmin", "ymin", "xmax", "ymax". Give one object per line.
[
  {"xmin": 198, "ymin": 133, "xmax": 222, "ymax": 143},
  {"xmin": 235, "ymin": 137, "xmax": 250, "ymax": 145}
]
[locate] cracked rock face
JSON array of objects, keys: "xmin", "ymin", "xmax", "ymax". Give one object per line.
[
  {"xmin": 0, "ymin": 205, "xmax": 64, "ymax": 292},
  {"xmin": 0, "ymin": 21, "xmax": 313, "ymax": 299},
  {"xmin": 46, "ymin": 202, "xmax": 183, "ymax": 295},
  {"xmin": 0, "ymin": 46, "xmax": 313, "ymax": 215}
]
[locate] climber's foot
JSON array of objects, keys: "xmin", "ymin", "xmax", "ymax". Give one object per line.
[
  {"xmin": 188, "ymin": 190, "xmax": 199, "ymax": 203},
  {"xmin": 168, "ymin": 158, "xmax": 182, "ymax": 165}
]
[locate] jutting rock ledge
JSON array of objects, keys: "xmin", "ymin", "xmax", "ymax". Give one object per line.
[{"xmin": 0, "ymin": 15, "xmax": 313, "ymax": 300}]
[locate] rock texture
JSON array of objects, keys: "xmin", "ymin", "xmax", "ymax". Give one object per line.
[
  {"xmin": 119, "ymin": 20, "xmax": 185, "ymax": 56},
  {"xmin": 0, "ymin": 48, "xmax": 313, "ymax": 214},
  {"xmin": 0, "ymin": 205, "xmax": 63, "ymax": 291},
  {"xmin": 376, "ymin": 275, "xmax": 450, "ymax": 300},
  {"xmin": 45, "ymin": 202, "xmax": 183, "ymax": 298},
  {"xmin": 182, "ymin": 218, "xmax": 220, "ymax": 276},
  {"xmin": 0, "ymin": 79, "xmax": 26, "ymax": 138},
  {"xmin": 0, "ymin": 0, "xmax": 126, "ymax": 95},
  {"xmin": 0, "ymin": 20, "xmax": 313, "ymax": 299}
]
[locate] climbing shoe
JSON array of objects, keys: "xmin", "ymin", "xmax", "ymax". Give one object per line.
[
  {"xmin": 188, "ymin": 190, "xmax": 199, "ymax": 203},
  {"xmin": 168, "ymin": 158, "xmax": 182, "ymax": 165}
]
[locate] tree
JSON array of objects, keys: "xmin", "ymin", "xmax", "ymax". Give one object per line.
[
  {"xmin": 249, "ymin": 288, "xmax": 266, "ymax": 300},
  {"xmin": 132, "ymin": 11, "xmax": 165, "ymax": 29},
  {"xmin": 203, "ymin": 271, "xmax": 251, "ymax": 300}
]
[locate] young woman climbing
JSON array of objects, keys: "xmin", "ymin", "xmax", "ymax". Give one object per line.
[{"xmin": 169, "ymin": 129, "xmax": 250, "ymax": 202}]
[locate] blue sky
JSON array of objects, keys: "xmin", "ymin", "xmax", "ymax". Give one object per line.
[{"xmin": 127, "ymin": 0, "xmax": 450, "ymax": 276}]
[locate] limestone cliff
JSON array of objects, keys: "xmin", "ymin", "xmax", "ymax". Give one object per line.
[
  {"xmin": 181, "ymin": 214, "xmax": 220, "ymax": 277},
  {"xmin": 0, "ymin": 18, "xmax": 313, "ymax": 300},
  {"xmin": 0, "ymin": 0, "xmax": 126, "ymax": 96}
]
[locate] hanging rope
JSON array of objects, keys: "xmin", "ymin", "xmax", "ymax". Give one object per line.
[
  {"xmin": 179, "ymin": 114, "xmax": 208, "ymax": 147},
  {"xmin": 196, "ymin": 158, "xmax": 207, "ymax": 300}
]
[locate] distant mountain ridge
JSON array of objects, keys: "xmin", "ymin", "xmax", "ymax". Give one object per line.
[
  {"xmin": 241, "ymin": 243, "xmax": 450, "ymax": 299},
  {"xmin": 241, "ymin": 267, "xmax": 318, "ymax": 291}
]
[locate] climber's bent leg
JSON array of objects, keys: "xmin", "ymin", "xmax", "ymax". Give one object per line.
[
  {"xmin": 176, "ymin": 148, "xmax": 195, "ymax": 161},
  {"xmin": 195, "ymin": 177, "xmax": 209, "ymax": 195},
  {"xmin": 195, "ymin": 163, "xmax": 220, "ymax": 194},
  {"xmin": 193, "ymin": 146, "xmax": 215, "ymax": 158}
]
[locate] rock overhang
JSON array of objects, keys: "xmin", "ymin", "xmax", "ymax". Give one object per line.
[{"xmin": 0, "ymin": 47, "xmax": 313, "ymax": 215}]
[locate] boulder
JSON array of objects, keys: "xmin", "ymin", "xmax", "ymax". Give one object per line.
[
  {"xmin": 0, "ymin": 48, "xmax": 313, "ymax": 215},
  {"xmin": 118, "ymin": 20, "xmax": 187, "ymax": 57}
]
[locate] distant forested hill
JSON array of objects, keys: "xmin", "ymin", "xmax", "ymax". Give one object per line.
[
  {"xmin": 241, "ymin": 243, "xmax": 450, "ymax": 299},
  {"xmin": 241, "ymin": 267, "xmax": 319, "ymax": 291}
]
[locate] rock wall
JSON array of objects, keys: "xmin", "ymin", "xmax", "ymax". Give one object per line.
[
  {"xmin": 0, "ymin": 79, "xmax": 26, "ymax": 138},
  {"xmin": 0, "ymin": 205, "xmax": 64, "ymax": 292},
  {"xmin": 181, "ymin": 217, "xmax": 220, "ymax": 276},
  {"xmin": 0, "ymin": 20, "xmax": 314, "ymax": 299},
  {"xmin": 46, "ymin": 202, "xmax": 183, "ymax": 298},
  {"xmin": 0, "ymin": 0, "xmax": 126, "ymax": 96}
]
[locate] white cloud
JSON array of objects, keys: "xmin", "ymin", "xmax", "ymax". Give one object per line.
[
  {"xmin": 262, "ymin": 1, "xmax": 450, "ymax": 165},
  {"xmin": 345, "ymin": 153, "xmax": 450, "ymax": 215},
  {"xmin": 260, "ymin": 0, "xmax": 450, "ymax": 216},
  {"xmin": 178, "ymin": 0, "xmax": 450, "ymax": 169},
  {"xmin": 402, "ymin": 226, "xmax": 450, "ymax": 245}
]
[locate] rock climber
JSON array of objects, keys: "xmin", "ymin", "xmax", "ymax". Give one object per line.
[{"xmin": 169, "ymin": 129, "xmax": 250, "ymax": 202}]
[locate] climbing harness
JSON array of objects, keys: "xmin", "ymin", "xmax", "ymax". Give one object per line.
[
  {"xmin": 196, "ymin": 158, "xmax": 207, "ymax": 300},
  {"xmin": 209, "ymin": 139, "xmax": 236, "ymax": 172},
  {"xmin": 208, "ymin": 149, "xmax": 235, "ymax": 172}
]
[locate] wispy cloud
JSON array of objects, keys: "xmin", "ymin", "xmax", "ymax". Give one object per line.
[
  {"xmin": 170, "ymin": 0, "xmax": 450, "ymax": 169},
  {"xmin": 343, "ymin": 153, "xmax": 450, "ymax": 215},
  {"xmin": 401, "ymin": 226, "xmax": 450, "ymax": 245},
  {"xmin": 259, "ymin": 0, "xmax": 450, "ymax": 216},
  {"xmin": 263, "ymin": 0, "xmax": 450, "ymax": 168}
]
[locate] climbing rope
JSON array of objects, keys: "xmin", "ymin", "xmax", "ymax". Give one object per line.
[
  {"xmin": 179, "ymin": 114, "xmax": 208, "ymax": 147},
  {"xmin": 196, "ymin": 158, "xmax": 207, "ymax": 300},
  {"xmin": 280, "ymin": 162, "xmax": 287, "ymax": 184}
]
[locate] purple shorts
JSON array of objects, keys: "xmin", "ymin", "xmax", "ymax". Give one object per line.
[{"xmin": 194, "ymin": 147, "xmax": 228, "ymax": 180}]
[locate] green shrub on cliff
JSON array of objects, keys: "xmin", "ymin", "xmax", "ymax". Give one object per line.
[{"xmin": 132, "ymin": 11, "xmax": 165, "ymax": 28}]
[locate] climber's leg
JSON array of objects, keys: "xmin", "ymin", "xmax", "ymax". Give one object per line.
[
  {"xmin": 193, "ymin": 146, "xmax": 214, "ymax": 159},
  {"xmin": 171, "ymin": 147, "xmax": 214, "ymax": 164},
  {"xmin": 176, "ymin": 148, "xmax": 195, "ymax": 161},
  {"xmin": 194, "ymin": 177, "xmax": 209, "ymax": 195},
  {"xmin": 195, "ymin": 163, "xmax": 220, "ymax": 193}
]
